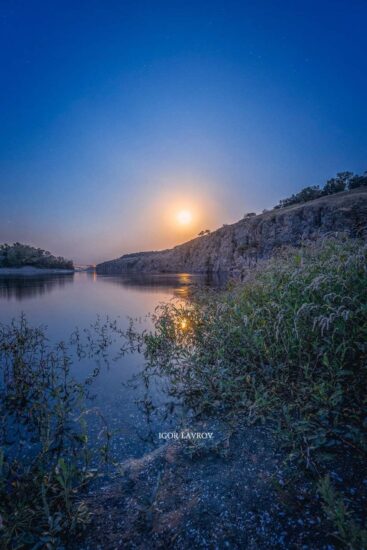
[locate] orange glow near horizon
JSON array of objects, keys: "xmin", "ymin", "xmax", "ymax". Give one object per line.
[
  {"xmin": 176, "ymin": 209, "xmax": 192, "ymax": 225},
  {"xmin": 126, "ymin": 178, "xmax": 223, "ymax": 255}
]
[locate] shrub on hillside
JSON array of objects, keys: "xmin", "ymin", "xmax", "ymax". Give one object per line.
[
  {"xmin": 349, "ymin": 171, "xmax": 367, "ymax": 189},
  {"xmin": 277, "ymin": 185, "xmax": 323, "ymax": 208},
  {"xmin": 276, "ymin": 170, "xmax": 366, "ymax": 209}
]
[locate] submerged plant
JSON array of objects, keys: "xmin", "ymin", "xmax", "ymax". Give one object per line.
[{"xmin": 0, "ymin": 316, "xmax": 109, "ymax": 548}]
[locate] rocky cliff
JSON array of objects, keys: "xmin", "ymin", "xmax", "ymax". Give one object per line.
[{"xmin": 96, "ymin": 188, "xmax": 367, "ymax": 276}]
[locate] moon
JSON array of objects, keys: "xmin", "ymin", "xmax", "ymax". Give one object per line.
[{"xmin": 176, "ymin": 209, "xmax": 192, "ymax": 225}]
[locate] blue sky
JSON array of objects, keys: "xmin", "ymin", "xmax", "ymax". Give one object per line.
[{"xmin": 0, "ymin": 0, "xmax": 366, "ymax": 263}]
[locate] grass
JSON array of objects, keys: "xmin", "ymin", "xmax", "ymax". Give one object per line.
[
  {"xmin": 1, "ymin": 235, "xmax": 366, "ymax": 547},
  {"xmin": 0, "ymin": 317, "xmax": 109, "ymax": 549},
  {"xmin": 318, "ymin": 475, "xmax": 367, "ymax": 549},
  {"xmin": 125, "ymin": 235, "xmax": 367, "ymax": 545}
]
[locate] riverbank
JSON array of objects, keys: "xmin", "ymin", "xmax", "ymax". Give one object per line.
[
  {"xmin": 104, "ymin": 235, "xmax": 366, "ymax": 549},
  {"xmin": 0, "ymin": 266, "xmax": 74, "ymax": 275},
  {"xmin": 74, "ymin": 424, "xmax": 300, "ymax": 549},
  {"xmin": 74, "ymin": 421, "xmax": 366, "ymax": 549},
  {"xmin": 1, "ymin": 236, "xmax": 366, "ymax": 548}
]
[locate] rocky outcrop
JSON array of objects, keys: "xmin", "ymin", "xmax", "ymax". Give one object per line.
[{"xmin": 97, "ymin": 188, "xmax": 367, "ymax": 276}]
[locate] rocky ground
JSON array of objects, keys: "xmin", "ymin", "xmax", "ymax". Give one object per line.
[{"xmin": 70, "ymin": 420, "xmax": 366, "ymax": 549}]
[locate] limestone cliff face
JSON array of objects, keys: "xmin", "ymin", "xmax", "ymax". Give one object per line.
[{"xmin": 96, "ymin": 188, "xmax": 367, "ymax": 275}]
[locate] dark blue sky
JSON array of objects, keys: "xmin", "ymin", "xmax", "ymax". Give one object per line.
[{"xmin": 0, "ymin": 0, "xmax": 366, "ymax": 263}]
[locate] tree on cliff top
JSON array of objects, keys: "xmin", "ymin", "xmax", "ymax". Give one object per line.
[{"xmin": 276, "ymin": 170, "xmax": 366, "ymax": 209}]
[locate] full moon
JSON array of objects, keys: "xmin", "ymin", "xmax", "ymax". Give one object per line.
[{"xmin": 176, "ymin": 209, "xmax": 192, "ymax": 225}]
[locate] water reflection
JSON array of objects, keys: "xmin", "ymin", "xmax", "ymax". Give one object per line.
[
  {"xmin": 0, "ymin": 271, "xmax": 228, "ymax": 303},
  {"xmin": 0, "ymin": 271, "xmax": 228, "ymax": 308},
  {"xmin": 0, "ymin": 274, "xmax": 74, "ymax": 301},
  {"xmin": 0, "ymin": 270, "xmax": 228, "ymax": 465},
  {"xmin": 97, "ymin": 272, "xmax": 228, "ymax": 297}
]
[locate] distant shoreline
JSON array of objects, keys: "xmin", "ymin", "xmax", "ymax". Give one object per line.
[{"xmin": 0, "ymin": 266, "xmax": 74, "ymax": 275}]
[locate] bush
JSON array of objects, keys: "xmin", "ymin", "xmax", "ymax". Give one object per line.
[
  {"xmin": 318, "ymin": 475, "xmax": 367, "ymax": 548},
  {"xmin": 278, "ymin": 185, "xmax": 323, "ymax": 208},
  {"xmin": 276, "ymin": 170, "xmax": 366, "ymax": 209},
  {"xmin": 244, "ymin": 212, "xmax": 256, "ymax": 218},
  {"xmin": 323, "ymin": 171, "xmax": 352, "ymax": 195},
  {"xmin": 349, "ymin": 172, "xmax": 367, "ymax": 190},
  {"xmin": 133, "ymin": 236, "xmax": 367, "ymax": 468}
]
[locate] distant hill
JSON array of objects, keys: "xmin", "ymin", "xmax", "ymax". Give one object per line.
[
  {"xmin": 0, "ymin": 243, "xmax": 74, "ymax": 270},
  {"xmin": 97, "ymin": 187, "xmax": 367, "ymax": 276}
]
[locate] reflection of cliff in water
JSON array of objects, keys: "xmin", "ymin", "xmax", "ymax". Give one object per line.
[
  {"xmin": 0, "ymin": 274, "xmax": 74, "ymax": 301},
  {"xmin": 96, "ymin": 272, "xmax": 228, "ymax": 297}
]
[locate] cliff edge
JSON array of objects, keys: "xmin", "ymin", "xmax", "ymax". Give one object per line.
[{"xmin": 96, "ymin": 188, "xmax": 367, "ymax": 276}]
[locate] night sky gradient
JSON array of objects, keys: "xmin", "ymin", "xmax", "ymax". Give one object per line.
[{"xmin": 0, "ymin": 0, "xmax": 366, "ymax": 263}]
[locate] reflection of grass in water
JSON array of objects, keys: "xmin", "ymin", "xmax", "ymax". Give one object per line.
[
  {"xmin": 0, "ymin": 316, "xmax": 111, "ymax": 548},
  {"xmin": 125, "ymin": 236, "xmax": 367, "ymax": 544}
]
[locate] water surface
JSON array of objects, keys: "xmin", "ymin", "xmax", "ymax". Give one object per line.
[{"xmin": 0, "ymin": 271, "xmax": 224, "ymax": 461}]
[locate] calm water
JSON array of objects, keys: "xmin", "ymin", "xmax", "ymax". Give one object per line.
[{"xmin": 0, "ymin": 271, "xmax": 224, "ymax": 460}]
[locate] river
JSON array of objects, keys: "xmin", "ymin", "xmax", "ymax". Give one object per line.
[{"xmin": 0, "ymin": 271, "xmax": 225, "ymax": 462}]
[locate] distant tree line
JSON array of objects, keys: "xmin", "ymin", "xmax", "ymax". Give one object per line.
[
  {"xmin": 275, "ymin": 170, "xmax": 367, "ymax": 209},
  {"xmin": 0, "ymin": 243, "xmax": 74, "ymax": 269}
]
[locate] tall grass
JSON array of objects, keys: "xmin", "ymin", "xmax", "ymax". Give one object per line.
[
  {"xmin": 136, "ymin": 236, "xmax": 367, "ymax": 466},
  {"xmin": 1, "ymin": 236, "xmax": 366, "ymax": 547},
  {"xmin": 126, "ymin": 235, "xmax": 367, "ymax": 544},
  {"xmin": 0, "ymin": 317, "xmax": 108, "ymax": 548}
]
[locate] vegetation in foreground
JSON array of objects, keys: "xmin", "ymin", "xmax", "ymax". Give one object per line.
[
  {"xmin": 128, "ymin": 236, "xmax": 367, "ymax": 547},
  {"xmin": 0, "ymin": 318, "xmax": 109, "ymax": 549},
  {"xmin": 0, "ymin": 243, "xmax": 74, "ymax": 270},
  {"xmin": 1, "ymin": 235, "xmax": 366, "ymax": 548}
]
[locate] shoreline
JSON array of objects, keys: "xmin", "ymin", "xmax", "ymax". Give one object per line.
[{"xmin": 0, "ymin": 266, "xmax": 75, "ymax": 275}]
